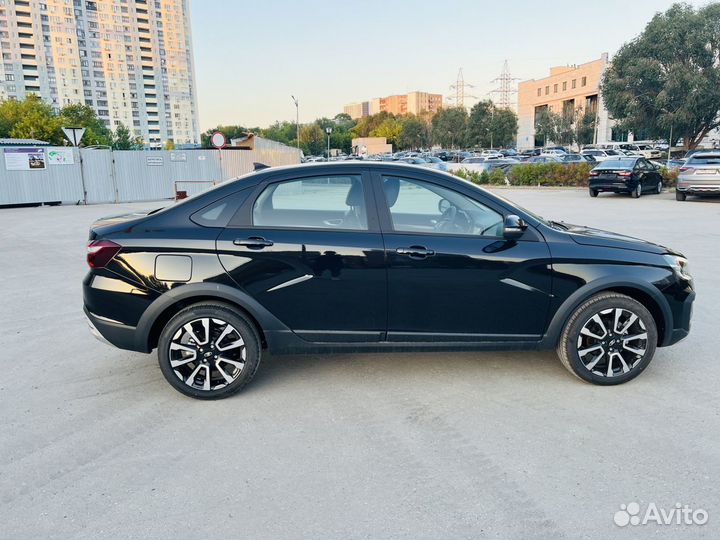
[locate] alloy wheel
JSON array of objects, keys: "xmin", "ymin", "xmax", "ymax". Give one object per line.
[
  {"xmin": 576, "ymin": 308, "xmax": 648, "ymax": 377},
  {"xmin": 657, "ymin": 180, "xmax": 663, "ymax": 193},
  {"xmin": 168, "ymin": 317, "xmax": 246, "ymax": 391}
]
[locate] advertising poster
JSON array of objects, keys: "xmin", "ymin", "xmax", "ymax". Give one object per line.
[
  {"xmin": 47, "ymin": 148, "xmax": 75, "ymax": 165},
  {"xmin": 5, "ymin": 148, "xmax": 47, "ymax": 171}
]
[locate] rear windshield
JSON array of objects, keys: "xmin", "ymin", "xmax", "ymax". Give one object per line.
[
  {"xmin": 595, "ymin": 159, "xmax": 636, "ymax": 169},
  {"xmin": 687, "ymin": 155, "xmax": 720, "ymax": 165}
]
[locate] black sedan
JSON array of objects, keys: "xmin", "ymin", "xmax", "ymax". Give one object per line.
[
  {"xmin": 588, "ymin": 157, "xmax": 665, "ymax": 198},
  {"xmin": 84, "ymin": 162, "xmax": 694, "ymax": 399}
]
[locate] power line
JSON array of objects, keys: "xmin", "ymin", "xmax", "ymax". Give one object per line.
[
  {"xmin": 447, "ymin": 68, "xmax": 478, "ymax": 109},
  {"xmin": 489, "ymin": 60, "xmax": 519, "ymax": 110}
]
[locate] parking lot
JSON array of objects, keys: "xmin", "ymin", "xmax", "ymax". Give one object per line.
[{"xmin": 1, "ymin": 188, "xmax": 719, "ymax": 540}]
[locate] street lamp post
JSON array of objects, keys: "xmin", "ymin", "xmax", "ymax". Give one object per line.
[
  {"xmin": 291, "ymin": 95, "xmax": 299, "ymax": 153},
  {"xmin": 325, "ymin": 126, "xmax": 333, "ymax": 160}
]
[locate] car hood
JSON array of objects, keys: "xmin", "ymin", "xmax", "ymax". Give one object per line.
[{"xmin": 562, "ymin": 223, "xmax": 677, "ymax": 255}]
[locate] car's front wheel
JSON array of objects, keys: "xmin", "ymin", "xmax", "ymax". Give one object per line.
[
  {"xmin": 589, "ymin": 188, "xmax": 598, "ymax": 197},
  {"xmin": 676, "ymin": 190, "xmax": 687, "ymax": 201},
  {"xmin": 158, "ymin": 303, "xmax": 261, "ymax": 399},
  {"xmin": 631, "ymin": 184, "xmax": 642, "ymax": 198},
  {"xmin": 557, "ymin": 292, "xmax": 657, "ymax": 385}
]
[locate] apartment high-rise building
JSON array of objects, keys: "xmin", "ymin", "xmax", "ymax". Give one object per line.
[
  {"xmin": 343, "ymin": 91, "xmax": 443, "ymax": 119},
  {"xmin": 0, "ymin": 0, "xmax": 200, "ymax": 147}
]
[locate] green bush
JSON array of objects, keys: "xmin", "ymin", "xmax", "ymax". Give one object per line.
[
  {"xmin": 660, "ymin": 167, "xmax": 678, "ymax": 187},
  {"xmin": 507, "ymin": 162, "xmax": 592, "ymax": 186},
  {"xmin": 454, "ymin": 167, "xmax": 507, "ymax": 185}
]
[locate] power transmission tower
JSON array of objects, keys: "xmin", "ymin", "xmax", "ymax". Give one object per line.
[
  {"xmin": 447, "ymin": 68, "xmax": 477, "ymax": 109},
  {"xmin": 489, "ymin": 60, "xmax": 520, "ymax": 110}
]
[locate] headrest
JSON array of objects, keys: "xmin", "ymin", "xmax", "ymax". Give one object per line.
[
  {"xmin": 345, "ymin": 178, "xmax": 364, "ymax": 206},
  {"xmin": 384, "ymin": 177, "xmax": 400, "ymax": 207}
]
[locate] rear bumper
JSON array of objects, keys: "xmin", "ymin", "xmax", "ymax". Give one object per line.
[
  {"xmin": 589, "ymin": 182, "xmax": 631, "ymax": 193},
  {"xmin": 676, "ymin": 184, "xmax": 720, "ymax": 194},
  {"xmin": 84, "ymin": 306, "xmax": 144, "ymax": 352}
]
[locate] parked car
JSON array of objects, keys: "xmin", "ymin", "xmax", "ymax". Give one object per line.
[
  {"xmin": 422, "ymin": 156, "xmax": 450, "ymax": 172},
  {"xmin": 85, "ymin": 162, "xmax": 694, "ymax": 399},
  {"xmin": 542, "ymin": 147, "xmax": 567, "ymax": 156},
  {"xmin": 588, "ymin": 157, "xmax": 665, "ymax": 198},
  {"xmin": 559, "ymin": 154, "xmax": 588, "ymax": 164},
  {"xmin": 528, "ymin": 155, "xmax": 561, "ymax": 163},
  {"xmin": 581, "ymin": 149, "xmax": 622, "ymax": 162},
  {"xmin": 635, "ymin": 144, "xmax": 663, "ymax": 160},
  {"xmin": 676, "ymin": 152, "xmax": 720, "ymax": 201}
]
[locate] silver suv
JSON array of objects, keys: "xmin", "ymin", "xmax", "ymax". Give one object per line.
[{"xmin": 676, "ymin": 152, "xmax": 720, "ymax": 200}]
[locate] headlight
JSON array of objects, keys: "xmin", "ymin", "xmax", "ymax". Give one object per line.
[{"xmin": 664, "ymin": 254, "xmax": 691, "ymax": 279}]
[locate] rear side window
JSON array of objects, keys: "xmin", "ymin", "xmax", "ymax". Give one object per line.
[
  {"xmin": 253, "ymin": 175, "xmax": 367, "ymax": 230},
  {"xmin": 190, "ymin": 189, "xmax": 251, "ymax": 228}
]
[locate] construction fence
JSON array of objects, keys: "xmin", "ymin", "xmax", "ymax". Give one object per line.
[{"xmin": 0, "ymin": 145, "xmax": 301, "ymax": 206}]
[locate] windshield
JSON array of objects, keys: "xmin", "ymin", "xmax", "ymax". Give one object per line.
[{"xmin": 688, "ymin": 155, "xmax": 720, "ymax": 165}]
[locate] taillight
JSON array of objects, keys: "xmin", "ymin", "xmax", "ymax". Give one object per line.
[
  {"xmin": 679, "ymin": 166, "xmax": 693, "ymax": 173},
  {"xmin": 87, "ymin": 239, "xmax": 121, "ymax": 269},
  {"xmin": 589, "ymin": 171, "xmax": 599, "ymax": 176},
  {"xmin": 618, "ymin": 171, "xmax": 632, "ymax": 177}
]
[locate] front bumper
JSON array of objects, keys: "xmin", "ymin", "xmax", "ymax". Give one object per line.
[{"xmin": 664, "ymin": 290, "xmax": 695, "ymax": 346}]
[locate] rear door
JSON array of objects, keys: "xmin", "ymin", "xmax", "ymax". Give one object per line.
[
  {"xmin": 216, "ymin": 167, "xmax": 387, "ymax": 342},
  {"xmin": 372, "ymin": 170, "xmax": 552, "ymax": 342}
]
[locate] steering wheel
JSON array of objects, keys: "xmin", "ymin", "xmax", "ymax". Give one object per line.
[{"xmin": 435, "ymin": 205, "xmax": 473, "ymax": 234}]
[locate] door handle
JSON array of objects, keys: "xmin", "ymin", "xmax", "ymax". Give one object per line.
[
  {"xmin": 396, "ymin": 246, "xmax": 435, "ymax": 258},
  {"xmin": 233, "ymin": 237, "xmax": 274, "ymax": 249}
]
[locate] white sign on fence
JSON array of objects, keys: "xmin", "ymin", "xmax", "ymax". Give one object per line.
[
  {"xmin": 170, "ymin": 152, "xmax": 187, "ymax": 162},
  {"xmin": 47, "ymin": 148, "xmax": 74, "ymax": 165},
  {"xmin": 146, "ymin": 156, "xmax": 164, "ymax": 166},
  {"xmin": 4, "ymin": 148, "xmax": 46, "ymax": 170}
]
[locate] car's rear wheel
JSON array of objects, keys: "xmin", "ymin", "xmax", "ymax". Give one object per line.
[
  {"xmin": 589, "ymin": 188, "xmax": 598, "ymax": 197},
  {"xmin": 631, "ymin": 184, "xmax": 642, "ymax": 198},
  {"xmin": 557, "ymin": 292, "xmax": 657, "ymax": 385},
  {"xmin": 158, "ymin": 303, "xmax": 261, "ymax": 399},
  {"xmin": 656, "ymin": 180, "xmax": 663, "ymax": 193},
  {"xmin": 676, "ymin": 190, "xmax": 687, "ymax": 201}
]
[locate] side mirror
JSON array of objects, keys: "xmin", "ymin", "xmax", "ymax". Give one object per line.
[{"xmin": 503, "ymin": 214, "xmax": 527, "ymax": 240}]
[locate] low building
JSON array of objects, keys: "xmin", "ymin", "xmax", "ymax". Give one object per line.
[
  {"xmin": 351, "ymin": 137, "xmax": 392, "ymax": 156},
  {"xmin": 517, "ymin": 54, "xmax": 613, "ymax": 150},
  {"xmin": 344, "ymin": 91, "xmax": 443, "ymax": 119}
]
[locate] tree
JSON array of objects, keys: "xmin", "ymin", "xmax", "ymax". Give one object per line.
[
  {"xmin": 534, "ymin": 108, "xmax": 558, "ymax": 147},
  {"xmin": 260, "ymin": 121, "xmax": 297, "ymax": 147},
  {"xmin": 0, "ymin": 95, "xmax": 63, "ymax": 144},
  {"xmin": 112, "ymin": 122, "xmax": 143, "ymax": 150},
  {"xmin": 370, "ymin": 117, "xmax": 403, "ymax": 148},
  {"xmin": 491, "ymin": 108, "xmax": 519, "ymax": 148},
  {"xmin": 59, "ymin": 103, "xmax": 113, "ymax": 146},
  {"xmin": 299, "ymin": 123, "xmax": 325, "ymax": 155},
  {"xmin": 351, "ymin": 111, "xmax": 395, "ymax": 139},
  {"xmin": 574, "ymin": 108, "xmax": 596, "ymax": 146},
  {"xmin": 466, "ymin": 101, "xmax": 517, "ymax": 148},
  {"xmin": 601, "ymin": 3, "xmax": 720, "ymax": 150},
  {"xmin": 398, "ymin": 115, "xmax": 429, "ymax": 150},
  {"xmin": 431, "ymin": 107, "xmax": 468, "ymax": 148},
  {"xmin": 164, "ymin": 139, "xmax": 175, "ymax": 150}
]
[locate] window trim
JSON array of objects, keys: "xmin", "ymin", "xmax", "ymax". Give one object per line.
[
  {"xmin": 228, "ymin": 168, "xmax": 380, "ymax": 232},
  {"xmin": 371, "ymin": 173, "xmax": 507, "ymax": 240}
]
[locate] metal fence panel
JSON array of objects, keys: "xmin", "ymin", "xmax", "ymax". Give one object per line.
[
  {"xmin": 81, "ymin": 149, "xmax": 116, "ymax": 204},
  {"xmin": 0, "ymin": 147, "xmax": 84, "ymax": 205}
]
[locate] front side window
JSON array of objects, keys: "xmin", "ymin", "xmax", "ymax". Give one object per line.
[
  {"xmin": 253, "ymin": 175, "xmax": 367, "ymax": 230},
  {"xmin": 382, "ymin": 176, "xmax": 503, "ymax": 237}
]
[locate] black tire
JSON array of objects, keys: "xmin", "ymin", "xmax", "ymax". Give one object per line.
[
  {"xmin": 589, "ymin": 188, "xmax": 598, "ymax": 197},
  {"xmin": 676, "ymin": 190, "xmax": 686, "ymax": 201},
  {"xmin": 158, "ymin": 302, "xmax": 261, "ymax": 399},
  {"xmin": 631, "ymin": 184, "xmax": 641, "ymax": 198},
  {"xmin": 656, "ymin": 180, "xmax": 663, "ymax": 194},
  {"xmin": 557, "ymin": 292, "xmax": 657, "ymax": 385}
]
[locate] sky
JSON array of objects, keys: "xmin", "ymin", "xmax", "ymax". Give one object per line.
[{"xmin": 189, "ymin": 0, "xmax": 709, "ymax": 131}]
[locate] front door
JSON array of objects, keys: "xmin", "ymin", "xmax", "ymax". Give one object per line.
[
  {"xmin": 374, "ymin": 173, "xmax": 552, "ymax": 342},
  {"xmin": 216, "ymin": 170, "xmax": 386, "ymax": 342}
]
